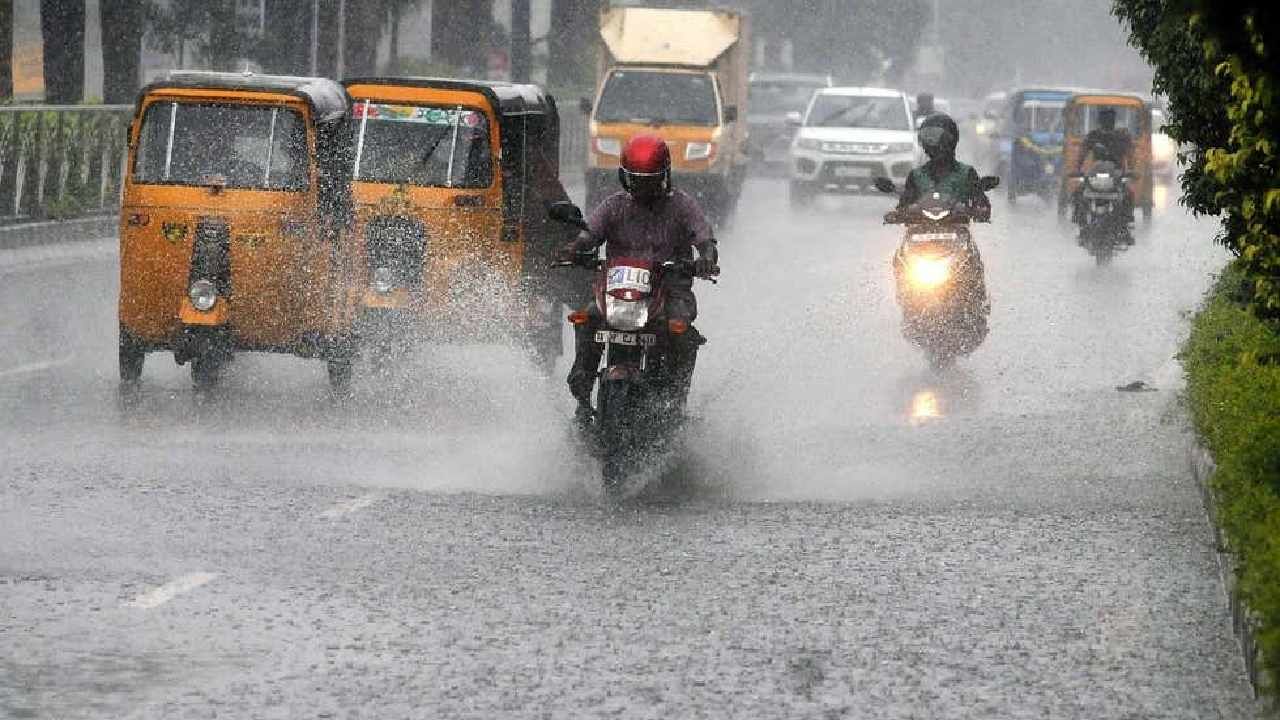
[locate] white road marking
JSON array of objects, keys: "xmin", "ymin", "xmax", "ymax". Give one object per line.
[
  {"xmin": 124, "ymin": 572, "xmax": 218, "ymax": 609},
  {"xmin": 319, "ymin": 492, "xmax": 384, "ymax": 519},
  {"xmin": 0, "ymin": 356, "xmax": 73, "ymax": 380}
]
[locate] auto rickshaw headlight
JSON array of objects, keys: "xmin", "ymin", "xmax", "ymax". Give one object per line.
[
  {"xmin": 371, "ymin": 267, "xmax": 396, "ymax": 294},
  {"xmin": 189, "ymin": 279, "xmax": 218, "ymax": 312}
]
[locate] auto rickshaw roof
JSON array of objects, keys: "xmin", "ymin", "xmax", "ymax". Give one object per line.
[
  {"xmin": 141, "ymin": 71, "xmax": 350, "ymax": 122},
  {"xmin": 343, "ymin": 77, "xmax": 555, "ymax": 118},
  {"xmin": 1065, "ymin": 90, "xmax": 1149, "ymax": 106}
]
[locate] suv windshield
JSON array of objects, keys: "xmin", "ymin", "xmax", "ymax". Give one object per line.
[
  {"xmin": 134, "ymin": 102, "xmax": 309, "ymax": 190},
  {"xmin": 351, "ymin": 102, "xmax": 493, "ymax": 188},
  {"xmin": 806, "ymin": 94, "xmax": 910, "ymax": 130},
  {"xmin": 596, "ymin": 71, "xmax": 718, "ymax": 126},
  {"xmin": 750, "ymin": 81, "xmax": 825, "ymax": 116}
]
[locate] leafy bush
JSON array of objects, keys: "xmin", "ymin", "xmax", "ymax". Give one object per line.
[{"xmin": 1184, "ymin": 261, "xmax": 1280, "ymax": 691}]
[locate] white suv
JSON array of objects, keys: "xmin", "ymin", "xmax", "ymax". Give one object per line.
[{"xmin": 788, "ymin": 87, "xmax": 920, "ymax": 207}]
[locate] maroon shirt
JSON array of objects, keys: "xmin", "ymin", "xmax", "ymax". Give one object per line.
[{"xmin": 580, "ymin": 190, "xmax": 714, "ymax": 263}]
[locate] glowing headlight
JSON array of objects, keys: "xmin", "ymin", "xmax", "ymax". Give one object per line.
[
  {"xmin": 906, "ymin": 256, "xmax": 952, "ymax": 290},
  {"xmin": 685, "ymin": 142, "xmax": 715, "ymax": 161},
  {"xmin": 605, "ymin": 295, "xmax": 649, "ymax": 331},
  {"xmin": 595, "ymin": 137, "xmax": 622, "ymax": 156},
  {"xmin": 795, "ymin": 137, "xmax": 821, "ymax": 151},
  {"xmin": 1087, "ymin": 173, "xmax": 1115, "ymax": 191},
  {"xmin": 188, "ymin": 279, "xmax": 217, "ymax": 312},
  {"xmin": 371, "ymin": 267, "xmax": 396, "ymax": 294}
]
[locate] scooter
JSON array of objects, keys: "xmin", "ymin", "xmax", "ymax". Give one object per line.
[
  {"xmin": 1070, "ymin": 159, "xmax": 1133, "ymax": 265},
  {"xmin": 875, "ymin": 176, "xmax": 997, "ymax": 370},
  {"xmin": 548, "ymin": 202, "xmax": 717, "ymax": 496}
]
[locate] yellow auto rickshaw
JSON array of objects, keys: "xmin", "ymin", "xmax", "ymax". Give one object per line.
[
  {"xmin": 1059, "ymin": 92, "xmax": 1154, "ymax": 220},
  {"xmin": 340, "ymin": 77, "xmax": 577, "ymax": 370},
  {"xmin": 117, "ymin": 72, "xmax": 357, "ymax": 390}
]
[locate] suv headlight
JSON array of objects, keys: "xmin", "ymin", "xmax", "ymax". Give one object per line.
[
  {"xmin": 795, "ymin": 137, "xmax": 821, "ymax": 151},
  {"xmin": 685, "ymin": 142, "xmax": 715, "ymax": 161},
  {"xmin": 188, "ymin": 279, "xmax": 217, "ymax": 312}
]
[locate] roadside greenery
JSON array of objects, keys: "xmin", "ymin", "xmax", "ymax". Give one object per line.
[
  {"xmin": 1183, "ymin": 261, "xmax": 1280, "ymax": 693},
  {"xmin": 1112, "ymin": 1, "xmax": 1279, "ymax": 314}
]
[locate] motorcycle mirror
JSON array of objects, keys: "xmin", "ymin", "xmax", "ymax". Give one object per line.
[
  {"xmin": 978, "ymin": 175, "xmax": 1001, "ymax": 192},
  {"xmin": 548, "ymin": 201, "xmax": 587, "ymax": 228},
  {"xmin": 873, "ymin": 177, "xmax": 898, "ymax": 194}
]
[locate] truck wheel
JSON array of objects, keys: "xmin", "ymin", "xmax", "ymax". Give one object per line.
[{"xmin": 119, "ymin": 329, "xmax": 144, "ymax": 383}]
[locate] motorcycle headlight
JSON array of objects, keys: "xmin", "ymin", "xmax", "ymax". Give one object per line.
[
  {"xmin": 188, "ymin": 279, "xmax": 217, "ymax": 312},
  {"xmin": 906, "ymin": 256, "xmax": 952, "ymax": 290},
  {"xmin": 685, "ymin": 142, "xmax": 715, "ymax": 161},
  {"xmin": 795, "ymin": 137, "xmax": 821, "ymax": 151},
  {"xmin": 605, "ymin": 295, "xmax": 649, "ymax": 331},
  {"xmin": 371, "ymin": 267, "xmax": 396, "ymax": 294}
]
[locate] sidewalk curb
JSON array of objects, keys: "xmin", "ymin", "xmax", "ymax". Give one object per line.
[
  {"xmin": 1191, "ymin": 441, "xmax": 1271, "ymax": 701},
  {"xmin": 0, "ymin": 215, "xmax": 118, "ymax": 251}
]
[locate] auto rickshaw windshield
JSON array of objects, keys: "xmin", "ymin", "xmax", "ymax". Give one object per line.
[
  {"xmin": 351, "ymin": 101, "xmax": 494, "ymax": 188},
  {"xmin": 1078, "ymin": 104, "xmax": 1143, "ymax": 135},
  {"xmin": 134, "ymin": 102, "xmax": 310, "ymax": 191},
  {"xmin": 1015, "ymin": 100, "xmax": 1065, "ymax": 134}
]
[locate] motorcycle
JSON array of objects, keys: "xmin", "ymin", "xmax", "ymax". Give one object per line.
[
  {"xmin": 547, "ymin": 202, "xmax": 717, "ymax": 496},
  {"xmin": 1070, "ymin": 158, "xmax": 1132, "ymax": 265},
  {"xmin": 875, "ymin": 177, "xmax": 997, "ymax": 371}
]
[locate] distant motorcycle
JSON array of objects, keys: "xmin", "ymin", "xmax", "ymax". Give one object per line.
[
  {"xmin": 876, "ymin": 177, "xmax": 996, "ymax": 370},
  {"xmin": 548, "ymin": 202, "xmax": 716, "ymax": 496},
  {"xmin": 1071, "ymin": 158, "xmax": 1132, "ymax": 265}
]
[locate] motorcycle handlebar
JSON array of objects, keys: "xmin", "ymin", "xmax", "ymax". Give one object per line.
[{"xmin": 549, "ymin": 257, "xmax": 719, "ymax": 283}]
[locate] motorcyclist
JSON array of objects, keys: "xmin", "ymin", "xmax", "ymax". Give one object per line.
[
  {"xmin": 1071, "ymin": 107, "xmax": 1135, "ymax": 230},
  {"xmin": 887, "ymin": 113, "xmax": 991, "ymax": 223},
  {"xmin": 559, "ymin": 134, "xmax": 720, "ymax": 426},
  {"xmin": 915, "ymin": 92, "xmax": 936, "ymax": 123}
]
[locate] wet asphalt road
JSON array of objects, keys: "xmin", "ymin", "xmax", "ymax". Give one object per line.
[{"xmin": 0, "ymin": 176, "xmax": 1265, "ymax": 718}]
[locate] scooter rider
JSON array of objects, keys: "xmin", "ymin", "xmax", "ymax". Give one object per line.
[
  {"xmin": 559, "ymin": 134, "xmax": 720, "ymax": 426},
  {"xmin": 888, "ymin": 113, "xmax": 991, "ymax": 222}
]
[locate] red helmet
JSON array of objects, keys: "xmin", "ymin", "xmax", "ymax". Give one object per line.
[{"xmin": 618, "ymin": 134, "xmax": 672, "ymax": 198}]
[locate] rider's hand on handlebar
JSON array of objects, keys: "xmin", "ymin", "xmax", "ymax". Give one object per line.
[{"xmin": 883, "ymin": 209, "xmax": 904, "ymax": 224}]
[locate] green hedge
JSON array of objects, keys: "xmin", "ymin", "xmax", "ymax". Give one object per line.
[{"xmin": 1184, "ymin": 260, "xmax": 1280, "ymax": 692}]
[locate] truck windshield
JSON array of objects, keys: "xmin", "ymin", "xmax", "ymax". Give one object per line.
[
  {"xmin": 350, "ymin": 102, "xmax": 493, "ymax": 188},
  {"xmin": 806, "ymin": 95, "xmax": 911, "ymax": 131},
  {"xmin": 596, "ymin": 71, "xmax": 718, "ymax": 126},
  {"xmin": 750, "ymin": 81, "xmax": 825, "ymax": 116},
  {"xmin": 133, "ymin": 102, "xmax": 309, "ymax": 191}
]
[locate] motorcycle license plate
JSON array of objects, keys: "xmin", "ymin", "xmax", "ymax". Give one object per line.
[{"xmin": 595, "ymin": 330, "xmax": 657, "ymax": 346}]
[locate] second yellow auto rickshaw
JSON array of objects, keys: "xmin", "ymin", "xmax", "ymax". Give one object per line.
[
  {"xmin": 118, "ymin": 71, "xmax": 358, "ymax": 390},
  {"xmin": 1059, "ymin": 91, "xmax": 1154, "ymax": 221},
  {"xmin": 340, "ymin": 77, "xmax": 577, "ymax": 371}
]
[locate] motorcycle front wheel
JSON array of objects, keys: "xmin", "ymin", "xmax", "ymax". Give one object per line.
[{"xmin": 597, "ymin": 379, "xmax": 638, "ymax": 499}]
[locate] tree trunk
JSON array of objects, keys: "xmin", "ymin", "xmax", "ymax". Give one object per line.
[
  {"xmin": 100, "ymin": 0, "xmax": 142, "ymax": 104},
  {"xmin": 548, "ymin": 0, "xmax": 598, "ymax": 89},
  {"xmin": 387, "ymin": 2, "xmax": 400, "ymax": 74},
  {"xmin": 510, "ymin": 0, "xmax": 530, "ymax": 82},
  {"xmin": 207, "ymin": 0, "xmax": 238, "ymax": 72},
  {"xmin": 432, "ymin": 0, "xmax": 487, "ymax": 73},
  {"xmin": 40, "ymin": 0, "xmax": 86, "ymax": 103},
  {"xmin": 343, "ymin": 1, "xmax": 380, "ymax": 78},
  {"xmin": 0, "ymin": 0, "xmax": 12, "ymax": 100},
  {"xmin": 263, "ymin": 0, "xmax": 311, "ymax": 75}
]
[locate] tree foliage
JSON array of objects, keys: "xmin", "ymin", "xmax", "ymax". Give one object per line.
[{"xmin": 1113, "ymin": 0, "xmax": 1280, "ymax": 314}]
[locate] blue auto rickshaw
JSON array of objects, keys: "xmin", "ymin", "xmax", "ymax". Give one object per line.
[{"xmin": 999, "ymin": 88, "xmax": 1071, "ymax": 204}]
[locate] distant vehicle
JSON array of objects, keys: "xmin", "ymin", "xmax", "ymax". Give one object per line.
[
  {"xmin": 972, "ymin": 91, "xmax": 1008, "ymax": 169},
  {"xmin": 1150, "ymin": 107, "xmax": 1178, "ymax": 181},
  {"xmin": 1060, "ymin": 91, "xmax": 1154, "ymax": 221},
  {"xmin": 581, "ymin": 6, "xmax": 751, "ymax": 223},
  {"xmin": 747, "ymin": 72, "xmax": 833, "ymax": 172},
  {"xmin": 787, "ymin": 86, "xmax": 919, "ymax": 208},
  {"xmin": 1001, "ymin": 88, "xmax": 1072, "ymax": 204}
]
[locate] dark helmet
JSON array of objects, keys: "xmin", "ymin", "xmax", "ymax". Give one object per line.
[
  {"xmin": 1097, "ymin": 108, "xmax": 1117, "ymax": 130},
  {"xmin": 916, "ymin": 92, "xmax": 935, "ymax": 115},
  {"xmin": 618, "ymin": 134, "xmax": 672, "ymax": 202},
  {"xmin": 918, "ymin": 112, "xmax": 959, "ymax": 160}
]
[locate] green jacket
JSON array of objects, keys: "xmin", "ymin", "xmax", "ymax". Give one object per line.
[{"xmin": 899, "ymin": 159, "xmax": 989, "ymax": 211}]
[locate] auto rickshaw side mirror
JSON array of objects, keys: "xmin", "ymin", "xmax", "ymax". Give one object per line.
[
  {"xmin": 548, "ymin": 201, "xmax": 588, "ymax": 230},
  {"xmin": 873, "ymin": 177, "xmax": 898, "ymax": 194},
  {"xmin": 578, "ymin": 97, "xmax": 593, "ymax": 115},
  {"xmin": 723, "ymin": 105, "xmax": 739, "ymax": 123},
  {"xmin": 979, "ymin": 175, "xmax": 1001, "ymax": 192}
]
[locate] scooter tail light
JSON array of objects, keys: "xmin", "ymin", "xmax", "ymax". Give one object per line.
[
  {"xmin": 567, "ymin": 310, "xmax": 590, "ymax": 326},
  {"xmin": 668, "ymin": 319, "xmax": 689, "ymax": 335}
]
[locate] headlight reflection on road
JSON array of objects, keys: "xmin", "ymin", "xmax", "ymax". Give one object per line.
[
  {"xmin": 909, "ymin": 389, "xmax": 944, "ymax": 425},
  {"xmin": 1153, "ymin": 182, "xmax": 1170, "ymax": 210}
]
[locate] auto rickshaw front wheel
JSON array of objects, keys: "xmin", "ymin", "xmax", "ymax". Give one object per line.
[
  {"xmin": 118, "ymin": 329, "xmax": 145, "ymax": 383},
  {"xmin": 190, "ymin": 355, "xmax": 222, "ymax": 391},
  {"xmin": 327, "ymin": 358, "xmax": 354, "ymax": 392}
]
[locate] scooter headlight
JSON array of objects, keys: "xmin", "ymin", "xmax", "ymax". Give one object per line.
[
  {"xmin": 188, "ymin": 279, "xmax": 217, "ymax": 312},
  {"xmin": 371, "ymin": 267, "xmax": 396, "ymax": 294},
  {"xmin": 906, "ymin": 255, "xmax": 952, "ymax": 290}
]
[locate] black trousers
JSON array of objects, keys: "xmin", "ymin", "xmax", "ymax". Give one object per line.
[{"xmin": 567, "ymin": 287, "xmax": 700, "ymax": 406}]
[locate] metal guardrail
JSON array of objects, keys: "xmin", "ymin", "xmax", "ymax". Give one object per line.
[{"xmin": 0, "ymin": 105, "xmax": 133, "ymax": 224}]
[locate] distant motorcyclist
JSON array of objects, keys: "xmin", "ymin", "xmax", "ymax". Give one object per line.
[
  {"xmin": 559, "ymin": 134, "xmax": 719, "ymax": 426},
  {"xmin": 888, "ymin": 113, "xmax": 992, "ymax": 223},
  {"xmin": 1071, "ymin": 107, "xmax": 1135, "ymax": 232},
  {"xmin": 915, "ymin": 92, "xmax": 936, "ymax": 122}
]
